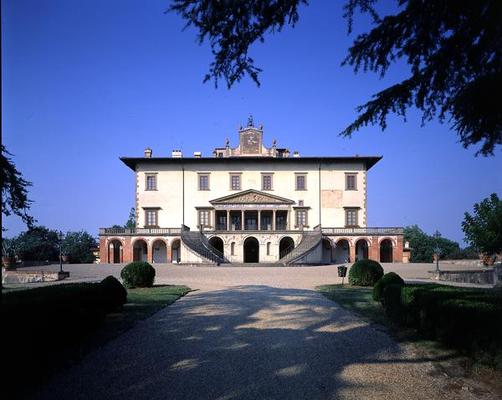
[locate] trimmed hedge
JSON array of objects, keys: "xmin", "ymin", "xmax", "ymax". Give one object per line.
[
  {"xmin": 3, "ymin": 278, "xmax": 128, "ymax": 399},
  {"xmin": 120, "ymin": 261, "xmax": 156, "ymax": 288},
  {"xmin": 373, "ymin": 272, "xmax": 405, "ymax": 302},
  {"xmin": 348, "ymin": 259, "xmax": 384, "ymax": 286},
  {"xmin": 101, "ymin": 275, "xmax": 128, "ymax": 311},
  {"xmin": 381, "ymin": 283, "xmax": 502, "ymax": 353}
]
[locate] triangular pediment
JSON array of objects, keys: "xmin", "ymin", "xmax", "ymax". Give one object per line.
[{"xmin": 210, "ymin": 189, "xmax": 294, "ymax": 205}]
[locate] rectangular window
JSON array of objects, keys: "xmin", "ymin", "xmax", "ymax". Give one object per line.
[
  {"xmin": 345, "ymin": 208, "xmax": 358, "ymax": 227},
  {"xmin": 295, "ymin": 174, "xmax": 307, "ymax": 190},
  {"xmin": 262, "ymin": 174, "xmax": 273, "ymax": 190},
  {"xmin": 230, "ymin": 174, "xmax": 241, "ymax": 190},
  {"xmin": 198, "ymin": 174, "xmax": 210, "ymax": 191},
  {"xmin": 295, "ymin": 209, "xmax": 308, "ymax": 227},
  {"xmin": 345, "ymin": 174, "xmax": 357, "ymax": 190},
  {"xmin": 145, "ymin": 209, "xmax": 158, "ymax": 227},
  {"xmin": 198, "ymin": 210, "xmax": 210, "ymax": 227},
  {"xmin": 145, "ymin": 174, "xmax": 157, "ymax": 191}
]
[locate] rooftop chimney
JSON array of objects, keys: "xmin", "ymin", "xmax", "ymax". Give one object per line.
[
  {"xmin": 144, "ymin": 147, "xmax": 152, "ymax": 158},
  {"xmin": 171, "ymin": 150, "xmax": 182, "ymax": 158},
  {"xmin": 193, "ymin": 151, "xmax": 202, "ymax": 158}
]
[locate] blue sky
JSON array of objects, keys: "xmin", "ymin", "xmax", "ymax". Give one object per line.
[{"xmin": 3, "ymin": 0, "xmax": 501, "ymax": 244}]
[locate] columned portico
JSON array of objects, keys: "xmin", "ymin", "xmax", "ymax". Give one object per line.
[{"xmin": 209, "ymin": 189, "xmax": 295, "ymax": 233}]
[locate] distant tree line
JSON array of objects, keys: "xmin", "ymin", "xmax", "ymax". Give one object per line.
[
  {"xmin": 403, "ymin": 225, "xmax": 478, "ymax": 263},
  {"xmin": 2, "ymin": 226, "xmax": 97, "ymax": 264}
]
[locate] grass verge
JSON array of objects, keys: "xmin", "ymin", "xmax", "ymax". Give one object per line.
[
  {"xmin": 4, "ymin": 283, "xmax": 191, "ymax": 400},
  {"xmin": 316, "ymin": 284, "xmax": 502, "ymax": 396}
]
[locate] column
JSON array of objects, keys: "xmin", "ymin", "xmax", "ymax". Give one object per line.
[
  {"xmin": 349, "ymin": 241, "xmax": 356, "ymax": 264},
  {"xmin": 272, "ymin": 210, "xmax": 276, "ymax": 231},
  {"xmin": 226, "ymin": 210, "xmax": 230, "ymax": 231},
  {"xmin": 258, "ymin": 210, "xmax": 261, "ymax": 231},
  {"xmin": 241, "ymin": 210, "xmax": 244, "ymax": 230}
]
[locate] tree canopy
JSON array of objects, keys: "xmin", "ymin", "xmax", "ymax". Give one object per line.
[
  {"xmin": 462, "ymin": 193, "xmax": 502, "ymax": 256},
  {"xmin": 1, "ymin": 145, "xmax": 35, "ymax": 228},
  {"xmin": 169, "ymin": 0, "xmax": 502, "ymax": 155},
  {"xmin": 403, "ymin": 225, "xmax": 477, "ymax": 262}
]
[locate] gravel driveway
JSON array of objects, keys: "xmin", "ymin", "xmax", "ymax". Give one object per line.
[{"xmin": 32, "ymin": 279, "xmax": 494, "ymax": 399}]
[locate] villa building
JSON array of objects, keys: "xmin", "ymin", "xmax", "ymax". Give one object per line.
[{"xmin": 99, "ymin": 118, "xmax": 408, "ymax": 265}]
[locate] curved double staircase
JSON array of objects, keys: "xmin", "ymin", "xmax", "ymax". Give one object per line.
[
  {"xmin": 181, "ymin": 227, "xmax": 228, "ymax": 264},
  {"xmin": 278, "ymin": 229, "xmax": 322, "ymax": 265}
]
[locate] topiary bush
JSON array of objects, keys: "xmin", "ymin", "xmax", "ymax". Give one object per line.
[
  {"xmin": 120, "ymin": 261, "xmax": 155, "ymax": 288},
  {"xmin": 373, "ymin": 272, "xmax": 405, "ymax": 302},
  {"xmin": 348, "ymin": 259, "xmax": 384, "ymax": 286},
  {"xmin": 382, "ymin": 284, "xmax": 404, "ymax": 320},
  {"xmin": 100, "ymin": 275, "xmax": 127, "ymax": 311}
]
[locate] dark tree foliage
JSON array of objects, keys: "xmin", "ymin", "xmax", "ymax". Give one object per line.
[
  {"xmin": 63, "ymin": 231, "xmax": 97, "ymax": 263},
  {"xmin": 1, "ymin": 145, "xmax": 35, "ymax": 228},
  {"xmin": 169, "ymin": 0, "xmax": 502, "ymax": 155},
  {"xmin": 462, "ymin": 193, "xmax": 502, "ymax": 255},
  {"xmin": 403, "ymin": 225, "xmax": 475, "ymax": 262},
  {"xmin": 125, "ymin": 207, "xmax": 136, "ymax": 229},
  {"xmin": 15, "ymin": 226, "xmax": 60, "ymax": 261},
  {"xmin": 169, "ymin": 0, "xmax": 307, "ymax": 87}
]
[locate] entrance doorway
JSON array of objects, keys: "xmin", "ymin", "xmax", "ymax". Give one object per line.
[
  {"xmin": 171, "ymin": 239, "xmax": 181, "ymax": 263},
  {"xmin": 243, "ymin": 237, "xmax": 259, "ymax": 263},
  {"xmin": 209, "ymin": 236, "xmax": 224, "ymax": 256},
  {"xmin": 279, "ymin": 236, "xmax": 294, "ymax": 258},
  {"xmin": 380, "ymin": 239, "xmax": 393, "ymax": 263}
]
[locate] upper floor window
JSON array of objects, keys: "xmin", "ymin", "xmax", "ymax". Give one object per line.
[
  {"xmin": 295, "ymin": 209, "xmax": 308, "ymax": 227},
  {"xmin": 230, "ymin": 174, "xmax": 241, "ymax": 190},
  {"xmin": 345, "ymin": 173, "xmax": 357, "ymax": 190},
  {"xmin": 345, "ymin": 208, "xmax": 359, "ymax": 227},
  {"xmin": 198, "ymin": 173, "xmax": 210, "ymax": 191},
  {"xmin": 145, "ymin": 174, "xmax": 157, "ymax": 191},
  {"xmin": 198, "ymin": 209, "xmax": 211, "ymax": 227},
  {"xmin": 295, "ymin": 173, "xmax": 307, "ymax": 191},
  {"xmin": 144, "ymin": 209, "xmax": 158, "ymax": 227},
  {"xmin": 262, "ymin": 174, "xmax": 273, "ymax": 190}
]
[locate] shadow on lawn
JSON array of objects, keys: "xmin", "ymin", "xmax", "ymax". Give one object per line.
[{"xmin": 32, "ymin": 285, "xmax": 460, "ymax": 400}]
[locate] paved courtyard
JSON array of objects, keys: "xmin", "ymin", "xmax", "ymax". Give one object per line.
[
  {"xmin": 22, "ymin": 261, "xmax": 498, "ymax": 399},
  {"xmin": 17, "ymin": 261, "xmax": 486, "ymax": 290}
]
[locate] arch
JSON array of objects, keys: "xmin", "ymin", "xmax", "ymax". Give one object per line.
[
  {"xmin": 108, "ymin": 239, "xmax": 123, "ymax": 264},
  {"xmin": 209, "ymin": 236, "xmax": 224, "ymax": 256},
  {"xmin": 279, "ymin": 236, "xmax": 294, "ymax": 258},
  {"xmin": 380, "ymin": 239, "xmax": 393, "ymax": 263},
  {"xmin": 322, "ymin": 238, "xmax": 333, "ymax": 264},
  {"xmin": 333, "ymin": 239, "xmax": 350, "ymax": 264},
  {"xmin": 171, "ymin": 239, "xmax": 181, "ymax": 263},
  {"xmin": 133, "ymin": 239, "xmax": 148, "ymax": 262},
  {"xmin": 355, "ymin": 239, "xmax": 369, "ymax": 261},
  {"xmin": 152, "ymin": 239, "xmax": 168, "ymax": 263},
  {"xmin": 243, "ymin": 237, "xmax": 259, "ymax": 263}
]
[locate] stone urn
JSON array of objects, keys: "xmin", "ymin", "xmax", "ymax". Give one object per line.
[{"xmin": 480, "ymin": 253, "xmax": 495, "ymax": 266}]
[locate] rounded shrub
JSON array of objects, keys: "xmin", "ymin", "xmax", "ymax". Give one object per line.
[
  {"xmin": 120, "ymin": 262, "xmax": 155, "ymax": 288},
  {"xmin": 373, "ymin": 272, "xmax": 405, "ymax": 302},
  {"xmin": 100, "ymin": 275, "xmax": 127, "ymax": 311},
  {"xmin": 382, "ymin": 284, "xmax": 404, "ymax": 320},
  {"xmin": 348, "ymin": 259, "xmax": 384, "ymax": 286}
]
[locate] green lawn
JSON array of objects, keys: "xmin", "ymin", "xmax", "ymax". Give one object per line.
[
  {"xmin": 316, "ymin": 284, "xmax": 388, "ymax": 325},
  {"xmin": 3, "ymin": 283, "xmax": 191, "ymax": 400},
  {"xmin": 316, "ymin": 283, "xmax": 502, "ymax": 391},
  {"xmin": 96, "ymin": 285, "xmax": 192, "ymax": 342}
]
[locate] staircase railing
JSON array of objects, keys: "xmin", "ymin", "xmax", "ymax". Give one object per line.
[
  {"xmin": 278, "ymin": 229, "xmax": 322, "ymax": 265},
  {"xmin": 180, "ymin": 226, "xmax": 227, "ymax": 264}
]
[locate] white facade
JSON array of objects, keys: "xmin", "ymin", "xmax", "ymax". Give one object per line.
[{"xmin": 99, "ymin": 120, "xmax": 405, "ymax": 265}]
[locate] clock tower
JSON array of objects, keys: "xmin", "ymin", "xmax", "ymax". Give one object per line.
[{"xmin": 239, "ymin": 115, "xmax": 263, "ymax": 155}]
